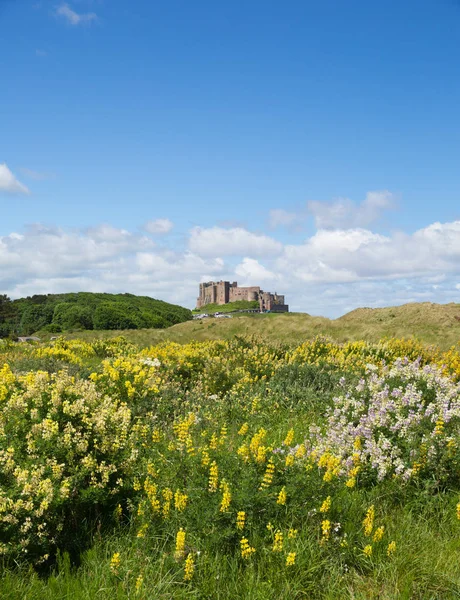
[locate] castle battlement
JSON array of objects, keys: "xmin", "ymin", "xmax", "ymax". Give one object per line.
[{"xmin": 196, "ymin": 281, "xmax": 289, "ymax": 313}]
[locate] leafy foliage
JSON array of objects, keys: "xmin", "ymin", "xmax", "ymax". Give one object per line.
[{"xmin": 0, "ymin": 293, "xmax": 192, "ymax": 336}]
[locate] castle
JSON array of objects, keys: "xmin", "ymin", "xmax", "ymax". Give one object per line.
[{"xmin": 196, "ymin": 281, "xmax": 289, "ymax": 313}]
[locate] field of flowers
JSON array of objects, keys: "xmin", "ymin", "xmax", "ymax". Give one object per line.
[{"xmin": 1, "ymin": 335, "xmax": 460, "ymax": 599}]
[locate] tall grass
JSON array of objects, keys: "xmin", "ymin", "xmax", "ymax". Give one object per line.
[{"xmin": 50, "ymin": 302, "xmax": 460, "ymax": 351}]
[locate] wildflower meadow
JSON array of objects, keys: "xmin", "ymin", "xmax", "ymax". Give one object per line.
[{"xmin": 1, "ymin": 335, "xmax": 460, "ymax": 598}]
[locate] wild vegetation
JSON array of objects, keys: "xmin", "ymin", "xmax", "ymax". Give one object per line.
[
  {"xmin": 0, "ymin": 293, "xmax": 192, "ymax": 337},
  {"xmin": 1, "ymin": 334, "xmax": 460, "ymax": 598},
  {"xmin": 192, "ymin": 300, "xmax": 260, "ymax": 314},
  {"xmin": 58, "ymin": 301, "xmax": 460, "ymax": 351}
]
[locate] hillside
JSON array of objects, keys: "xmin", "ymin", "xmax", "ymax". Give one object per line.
[
  {"xmin": 192, "ymin": 300, "xmax": 260, "ymax": 313},
  {"xmin": 59, "ymin": 302, "xmax": 460, "ymax": 350},
  {"xmin": 0, "ymin": 292, "xmax": 192, "ymax": 337}
]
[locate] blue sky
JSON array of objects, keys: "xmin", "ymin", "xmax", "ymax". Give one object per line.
[{"xmin": 1, "ymin": 0, "xmax": 460, "ymax": 316}]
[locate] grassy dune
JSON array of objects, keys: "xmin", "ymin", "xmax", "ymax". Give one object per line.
[{"xmin": 55, "ymin": 302, "xmax": 460, "ymax": 350}]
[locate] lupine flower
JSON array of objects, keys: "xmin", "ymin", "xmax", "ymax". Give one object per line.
[
  {"xmin": 208, "ymin": 461, "xmax": 218, "ymax": 492},
  {"xmin": 363, "ymin": 506, "xmax": 375, "ymax": 536},
  {"xmin": 283, "ymin": 428, "xmax": 294, "ymax": 446},
  {"xmin": 319, "ymin": 496, "xmax": 331, "ymax": 513},
  {"xmin": 272, "ymin": 530, "xmax": 283, "ymax": 552},
  {"xmin": 135, "ymin": 575, "xmax": 144, "ymax": 593},
  {"xmin": 184, "ymin": 553, "xmax": 195, "ymax": 581},
  {"xmin": 363, "ymin": 544, "xmax": 373, "ymax": 557},
  {"xmin": 110, "ymin": 552, "xmax": 121, "ymax": 574},
  {"xmin": 240, "ymin": 537, "xmax": 256, "ymax": 559},
  {"xmin": 236, "ymin": 511, "xmax": 246, "ymax": 530},
  {"xmin": 175, "ymin": 528, "xmax": 186, "ymax": 559},
  {"xmin": 373, "ymin": 526, "xmax": 384, "ymax": 542},
  {"xmin": 321, "ymin": 520, "xmax": 331, "ymax": 541},
  {"xmin": 387, "ymin": 541, "xmax": 397, "ymax": 556},
  {"xmin": 219, "ymin": 480, "xmax": 231, "ymax": 512},
  {"xmin": 259, "ymin": 458, "xmax": 275, "ymax": 490},
  {"xmin": 277, "ymin": 486, "xmax": 287, "ymax": 505}
]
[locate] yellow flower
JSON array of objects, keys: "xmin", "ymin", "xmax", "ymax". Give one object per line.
[
  {"xmin": 373, "ymin": 526, "xmax": 384, "ymax": 542},
  {"xmin": 220, "ymin": 480, "xmax": 231, "ymax": 512},
  {"xmin": 319, "ymin": 496, "xmax": 331, "ymax": 513},
  {"xmin": 387, "ymin": 541, "xmax": 396, "ymax": 556},
  {"xmin": 175, "ymin": 528, "xmax": 186, "ymax": 559},
  {"xmin": 285, "ymin": 455, "xmax": 295, "ymax": 467},
  {"xmin": 283, "ymin": 428, "xmax": 294, "ymax": 446},
  {"xmin": 162, "ymin": 488, "xmax": 173, "ymax": 519},
  {"xmin": 238, "ymin": 423, "xmax": 249, "ymax": 435},
  {"xmin": 208, "ymin": 461, "xmax": 218, "ymax": 492},
  {"xmin": 363, "ymin": 544, "xmax": 372, "ymax": 557},
  {"xmin": 135, "ymin": 575, "xmax": 144, "ymax": 593},
  {"xmin": 236, "ymin": 511, "xmax": 246, "ymax": 530},
  {"xmin": 201, "ymin": 448, "xmax": 210, "ymax": 467},
  {"xmin": 110, "ymin": 552, "xmax": 121, "ymax": 574},
  {"xmin": 286, "ymin": 552, "xmax": 296, "ymax": 566},
  {"xmin": 136, "ymin": 523, "xmax": 148, "ymax": 538},
  {"xmin": 363, "ymin": 505, "xmax": 375, "ymax": 537},
  {"xmin": 434, "ymin": 418, "xmax": 444, "ymax": 435},
  {"xmin": 277, "ymin": 486, "xmax": 287, "ymax": 506},
  {"xmin": 184, "ymin": 553, "xmax": 195, "ymax": 581},
  {"xmin": 456, "ymin": 502, "xmax": 460, "ymax": 520},
  {"xmin": 272, "ymin": 530, "xmax": 283, "ymax": 552},
  {"xmin": 174, "ymin": 489, "xmax": 188, "ymax": 512},
  {"xmin": 288, "ymin": 528, "xmax": 297, "ymax": 539},
  {"xmin": 240, "ymin": 537, "xmax": 256, "ymax": 559},
  {"xmin": 259, "ymin": 458, "xmax": 275, "ymax": 490},
  {"xmin": 295, "ymin": 444, "xmax": 306, "ymax": 458},
  {"xmin": 321, "ymin": 519, "xmax": 331, "ymax": 541}
]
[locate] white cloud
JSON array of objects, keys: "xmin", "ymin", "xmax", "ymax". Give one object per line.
[
  {"xmin": 277, "ymin": 220, "xmax": 460, "ymax": 284},
  {"xmin": 307, "ymin": 190, "xmax": 395, "ymax": 229},
  {"xmin": 56, "ymin": 3, "xmax": 97, "ymax": 25},
  {"xmin": 0, "ymin": 224, "xmax": 224, "ymax": 309},
  {"xmin": 1, "ymin": 213, "xmax": 460, "ymax": 317},
  {"xmin": 0, "ymin": 164, "xmax": 29, "ymax": 195},
  {"xmin": 144, "ymin": 219, "xmax": 174, "ymax": 235},
  {"xmin": 189, "ymin": 226, "xmax": 283, "ymax": 258},
  {"xmin": 235, "ymin": 258, "xmax": 278, "ymax": 283}
]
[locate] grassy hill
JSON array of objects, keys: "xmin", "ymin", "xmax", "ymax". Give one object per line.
[
  {"xmin": 58, "ymin": 302, "xmax": 460, "ymax": 350},
  {"xmin": 192, "ymin": 300, "xmax": 260, "ymax": 313},
  {"xmin": 0, "ymin": 292, "xmax": 192, "ymax": 337}
]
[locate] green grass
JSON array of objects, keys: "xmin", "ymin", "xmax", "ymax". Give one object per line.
[
  {"xmin": 3, "ymin": 511, "xmax": 460, "ymax": 600},
  {"xmin": 192, "ymin": 300, "xmax": 260, "ymax": 314},
  {"xmin": 50, "ymin": 301, "xmax": 460, "ymax": 350}
]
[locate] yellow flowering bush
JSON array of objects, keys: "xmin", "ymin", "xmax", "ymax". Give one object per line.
[{"xmin": 0, "ymin": 368, "xmax": 138, "ymax": 562}]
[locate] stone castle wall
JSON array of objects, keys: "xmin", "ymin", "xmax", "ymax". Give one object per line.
[{"xmin": 196, "ymin": 281, "xmax": 288, "ymax": 312}]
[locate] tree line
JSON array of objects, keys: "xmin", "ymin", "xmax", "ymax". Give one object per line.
[{"xmin": 0, "ymin": 292, "xmax": 192, "ymax": 337}]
